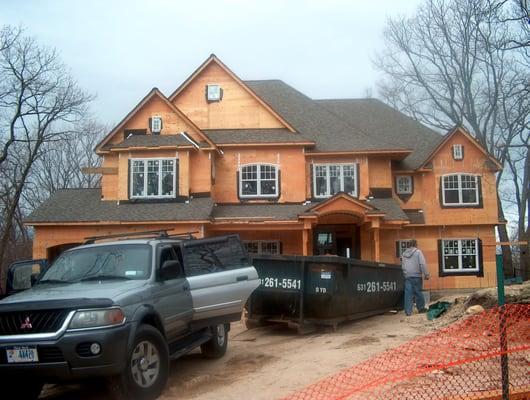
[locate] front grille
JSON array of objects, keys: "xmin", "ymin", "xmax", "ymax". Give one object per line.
[
  {"xmin": 0, "ymin": 309, "xmax": 70, "ymax": 335},
  {"xmin": 38, "ymin": 346, "xmax": 65, "ymax": 362},
  {"xmin": 0, "ymin": 346, "xmax": 65, "ymax": 364}
]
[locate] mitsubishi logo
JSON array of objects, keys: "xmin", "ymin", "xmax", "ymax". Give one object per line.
[{"xmin": 20, "ymin": 317, "xmax": 33, "ymax": 330}]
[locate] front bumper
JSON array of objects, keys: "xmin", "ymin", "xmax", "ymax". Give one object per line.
[{"xmin": 0, "ymin": 323, "xmax": 133, "ymax": 381}]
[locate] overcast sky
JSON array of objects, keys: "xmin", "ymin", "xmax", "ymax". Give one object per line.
[{"xmin": 0, "ymin": 0, "xmax": 422, "ymax": 126}]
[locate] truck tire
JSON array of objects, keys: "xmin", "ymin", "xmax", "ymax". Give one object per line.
[
  {"xmin": 201, "ymin": 323, "xmax": 228, "ymax": 359},
  {"xmin": 110, "ymin": 324, "xmax": 169, "ymax": 400}
]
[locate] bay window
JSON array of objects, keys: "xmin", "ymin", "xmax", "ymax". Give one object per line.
[
  {"xmin": 313, "ymin": 163, "xmax": 357, "ymax": 198},
  {"xmin": 131, "ymin": 158, "xmax": 176, "ymax": 199}
]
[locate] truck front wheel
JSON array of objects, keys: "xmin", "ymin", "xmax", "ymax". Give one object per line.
[
  {"xmin": 201, "ymin": 323, "xmax": 228, "ymax": 358},
  {"xmin": 110, "ymin": 325, "xmax": 169, "ymax": 400}
]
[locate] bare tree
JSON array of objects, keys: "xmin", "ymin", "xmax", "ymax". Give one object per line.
[
  {"xmin": 374, "ymin": 0, "xmax": 530, "ymax": 276},
  {"xmin": 0, "ymin": 25, "xmax": 93, "ymax": 287},
  {"xmin": 23, "ymin": 118, "xmax": 106, "ymax": 210}
]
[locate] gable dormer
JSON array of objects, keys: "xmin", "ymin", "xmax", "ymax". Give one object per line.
[
  {"xmin": 169, "ymin": 54, "xmax": 294, "ymax": 130},
  {"xmin": 96, "ymin": 88, "xmax": 216, "ymax": 153}
]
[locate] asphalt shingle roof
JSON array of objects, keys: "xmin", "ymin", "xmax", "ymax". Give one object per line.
[
  {"xmin": 25, "ymin": 189, "xmax": 214, "ymax": 223},
  {"xmin": 102, "ymin": 134, "xmax": 191, "ymax": 150},
  {"xmin": 366, "ymin": 198, "xmax": 409, "ymax": 221},
  {"xmin": 316, "ymin": 98, "xmax": 444, "ymax": 170},
  {"xmin": 212, "ymin": 203, "xmax": 312, "ymax": 220},
  {"xmin": 203, "ymin": 129, "xmax": 312, "ymax": 144},
  {"xmin": 244, "ymin": 80, "xmax": 409, "ymax": 153},
  {"xmin": 26, "ymin": 189, "xmax": 410, "ymax": 224}
]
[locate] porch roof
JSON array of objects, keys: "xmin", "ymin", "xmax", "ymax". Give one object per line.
[
  {"xmin": 25, "ymin": 189, "xmax": 214, "ymax": 224},
  {"xmin": 212, "ymin": 203, "xmax": 311, "ymax": 221}
]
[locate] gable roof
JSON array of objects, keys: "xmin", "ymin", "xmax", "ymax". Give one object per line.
[
  {"xmin": 96, "ymin": 88, "xmax": 217, "ymax": 153},
  {"xmin": 420, "ymin": 126, "xmax": 502, "ymax": 171},
  {"xmin": 316, "ymin": 98, "xmax": 444, "ymax": 170},
  {"xmin": 168, "ymin": 54, "xmax": 296, "ymax": 132},
  {"xmin": 101, "ymin": 133, "xmax": 192, "ymax": 151},
  {"xmin": 244, "ymin": 80, "xmax": 413, "ymax": 156}
]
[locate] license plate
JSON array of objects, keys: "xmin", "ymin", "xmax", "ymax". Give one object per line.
[{"xmin": 6, "ymin": 346, "xmax": 39, "ymax": 363}]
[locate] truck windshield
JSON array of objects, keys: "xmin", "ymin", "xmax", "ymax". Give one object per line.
[{"xmin": 40, "ymin": 244, "xmax": 152, "ymax": 283}]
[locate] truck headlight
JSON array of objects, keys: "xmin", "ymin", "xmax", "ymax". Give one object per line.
[{"xmin": 69, "ymin": 308, "xmax": 125, "ymax": 330}]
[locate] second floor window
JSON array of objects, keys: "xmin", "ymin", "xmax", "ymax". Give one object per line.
[
  {"xmin": 239, "ymin": 164, "xmax": 279, "ymax": 198},
  {"xmin": 313, "ymin": 163, "xmax": 357, "ymax": 198},
  {"xmin": 396, "ymin": 176, "xmax": 413, "ymax": 195},
  {"xmin": 442, "ymin": 173, "xmax": 479, "ymax": 206},
  {"xmin": 131, "ymin": 158, "xmax": 176, "ymax": 199}
]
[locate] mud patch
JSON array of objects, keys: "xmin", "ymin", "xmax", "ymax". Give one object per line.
[
  {"xmin": 336, "ymin": 336, "xmax": 381, "ymax": 349},
  {"xmin": 225, "ymin": 352, "xmax": 277, "ymax": 373},
  {"xmin": 163, "ymin": 353, "xmax": 278, "ymax": 398}
]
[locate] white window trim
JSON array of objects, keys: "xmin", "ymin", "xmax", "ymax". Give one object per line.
[
  {"xmin": 130, "ymin": 157, "xmax": 177, "ymax": 199},
  {"xmin": 206, "ymin": 84, "xmax": 222, "ymax": 101},
  {"xmin": 151, "ymin": 116, "xmax": 162, "ymax": 133},
  {"xmin": 243, "ymin": 240, "xmax": 281, "ymax": 255},
  {"xmin": 313, "ymin": 163, "xmax": 358, "ymax": 199},
  {"xmin": 396, "ymin": 175, "xmax": 413, "ymax": 195},
  {"xmin": 441, "ymin": 238, "xmax": 480, "ymax": 273},
  {"xmin": 397, "ymin": 239, "xmax": 415, "ymax": 257},
  {"xmin": 441, "ymin": 173, "xmax": 480, "ymax": 206},
  {"xmin": 452, "ymin": 144, "xmax": 463, "ymax": 160},
  {"xmin": 239, "ymin": 163, "xmax": 279, "ymax": 199}
]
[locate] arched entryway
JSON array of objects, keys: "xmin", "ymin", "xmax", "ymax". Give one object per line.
[{"xmin": 313, "ymin": 212, "xmax": 361, "ymax": 257}]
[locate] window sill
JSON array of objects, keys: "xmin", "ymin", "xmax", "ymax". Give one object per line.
[
  {"xmin": 124, "ymin": 197, "xmax": 188, "ymax": 204},
  {"xmin": 440, "ymin": 270, "xmax": 483, "ymax": 277}
]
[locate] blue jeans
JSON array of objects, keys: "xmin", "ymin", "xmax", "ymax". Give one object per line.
[{"xmin": 404, "ymin": 277, "xmax": 425, "ymax": 316}]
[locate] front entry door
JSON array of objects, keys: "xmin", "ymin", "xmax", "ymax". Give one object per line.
[{"xmin": 314, "ymin": 225, "xmax": 360, "ymax": 258}]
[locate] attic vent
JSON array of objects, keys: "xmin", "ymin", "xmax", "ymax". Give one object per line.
[{"xmin": 206, "ymin": 84, "xmax": 223, "ymax": 102}]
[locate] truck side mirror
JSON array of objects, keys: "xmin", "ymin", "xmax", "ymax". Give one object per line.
[{"xmin": 160, "ymin": 260, "xmax": 182, "ymax": 281}]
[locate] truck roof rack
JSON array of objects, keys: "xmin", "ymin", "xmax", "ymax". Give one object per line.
[{"xmin": 84, "ymin": 230, "xmax": 199, "ymax": 244}]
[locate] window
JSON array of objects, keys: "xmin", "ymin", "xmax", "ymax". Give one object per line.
[
  {"xmin": 206, "ymin": 84, "xmax": 222, "ymax": 101},
  {"xmin": 130, "ymin": 158, "xmax": 176, "ymax": 199},
  {"xmin": 243, "ymin": 240, "xmax": 281, "ymax": 255},
  {"xmin": 313, "ymin": 163, "xmax": 358, "ymax": 198},
  {"xmin": 396, "ymin": 176, "xmax": 413, "ymax": 195},
  {"xmin": 151, "ymin": 116, "xmax": 162, "ymax": 133},
  {"xmin": 442, "ymin": 174, "xmax": 479, "ymax": 206},
  {"xmin": 396, "ymin": 240, "xmax": 415, "ymax": 257},
  {"xmin": 182, "ymin": 236, "xmax": 250, "ymax": 276},
  {"xmin": 441, "ymin": 239, "xmax": 480, "ymax": 273},
  {"xmin": 452, "ymin": 144, "xmax": 463, "ymax": 160},
  {"xmin": 239, "ymin": 164, "xmax": 279, "ymax": 198}
]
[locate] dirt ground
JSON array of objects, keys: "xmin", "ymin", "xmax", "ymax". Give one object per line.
[{"xmin": 41, "ymin": 310, "xmax": 438, "ymax": 400}]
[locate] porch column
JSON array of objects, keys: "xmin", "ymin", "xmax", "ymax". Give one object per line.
[
  {"xmin": 373, "ymin": 228, "xmax": 380, "ymax": 262},
  {"xmin": 302, "ymin": 229, "xmax": 309, "ymax": 256},
  {"xmin": 301, "ymin": 218, "xmax": 314, "ymax": 256}
]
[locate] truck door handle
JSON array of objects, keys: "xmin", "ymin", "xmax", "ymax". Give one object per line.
[
  {"xmin": 236, "ymin": 275, "xmax": 248, "ymax": 282},
  {"xmin": 183, "ymin": 284, "xmax": 189, "ymax": 291}
]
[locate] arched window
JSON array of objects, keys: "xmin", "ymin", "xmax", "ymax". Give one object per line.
[{"xmin": 239, "ymin": 164, "xmax": 279, "ymax": 198}]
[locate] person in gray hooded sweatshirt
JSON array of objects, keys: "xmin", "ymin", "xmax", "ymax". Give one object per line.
[{"xmin": 401, "ymin": 240, "xmax": 430, "ymax": 316}]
